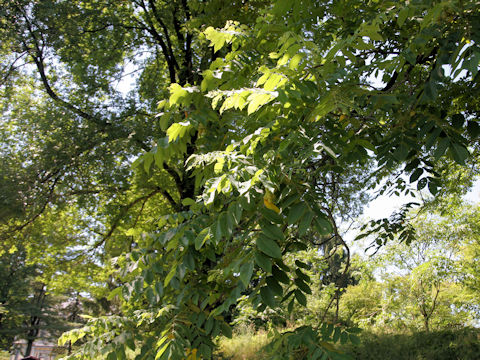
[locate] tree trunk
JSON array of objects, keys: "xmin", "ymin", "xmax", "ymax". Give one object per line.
[
  {"xmin": 24, "ymin": 285, "xmax": 46, "ymax": 356},
  {"xmin": 25, "ymin": 339, "xmax": 33, "ymax": 356},
  {"xmin": 423, "ymin": 315, "xmax": 430, "ymax": 333},
  {"xmin": 334, "ymin": 293, "xmax": 340, "ymax": 323},
  {"xmin": 25, "ymin": 318, "xmax": 40, "ymax": 357}
]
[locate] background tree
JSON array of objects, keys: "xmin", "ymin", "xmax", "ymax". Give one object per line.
[
  {"xmin": 0, "ymin": 247, "xmax": 34, "ymax": 349},
  {"xmin": 0, "ymin": 247, "xmax": 78, "ymax": 357},
  {"xmin": 341, "ymin": 205, "xmax": 479, "ymax": 333}
]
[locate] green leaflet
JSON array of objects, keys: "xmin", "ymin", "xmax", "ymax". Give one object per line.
[
  {"xmin": 266, "ymin": 276, "xmax": 283, "ymax": 296},
  {"xmin": 247, "ymin": 93, "xmax": 275, "ymax": 115},
  {"xmin": 220, "ymin": 322, "xmax": 233, "ymax": 339},
  {"xmin": 239, "ymin": 261, "xmax": 254, "ymax": 287},
  {"xmin": 255, "ymin": 251, "xmax": 273, "ymax": 273},
  {"xmin": 272, "ymin": 266, "xmax": 290, "ymax": 284},
  {"xmin": 256, "ymin": 234, "xmax": 282, "ymax": 259},
  {"xmin": 397, "ymin": 7, "xmax": 409, "ymax": 27},
  {"xmin": 349, "ymin": 333, "xmax": 361, "ymax": 345},
  {"xmin": 168, "ymin": 83, "xmax": 189, "ymax": 105},
  {"xmin": 294, "ymin": 289, "xmax": 307, "ymax": 306},
  {"xmin": 204, "ymin": 27, "xmax": 227, "ymax": 52},
  {"xmin": 205, "ymin": 317, "xmax": 214, "ymax": 335},
  {"xmin": 167, "ymin": 121, "xmax": 193, "ymax": 142},
  {"xmin": 298, "ymin": 211, "xmax": 314, "ymax": 236},
  {"xmin": 295, "ymin": 260, "xmax": 311, "ymax": 270},
  {"xmin": 195, "ymin": 229, "xmax": 210, "ymax": 250},
  {"xmin": 183, "ymin": 251, "xmax": 195, "ymax": 271},
  {"xmin": 288, "ymin": 203, "xmax": 307, "ymax": 225},
  {"xmin": 260, "ymin": 286, "xmax": 276, "ymax": 308},
  {"xmin": 467, "ymin": 121, "xmax": 480, "ymax": 138},
  {"xmin": 294, "ymin": 278, "xmax": 312, "ymax": 295},
  {"xmin": 261, "ymin": 207, "xmax": 284, "ymax": 224},
  {"xmin": 164, "ymin": 266, "xmax": 177, "ymax": 287},
  {"xmin": 434, "ymin": 137, "xmax": 450, "ymax": 159},
  {"xmin": 155, "ymin": 341, "xmax": 171, "ymax": 360},
  {"xmin": 261, "ymin": 222, "xmax": 285, "ymax": 241},
  {"xmin": 410, "ymin": 168, "xmax": 424, "ymax": 183},
  {"xmin": 313, "ymin": 216, "xmax": 333, "ymax": 236},
  {"xmin": 450, "ymin": 143, "xmax": 469, "ymax": 165},
  {"xmin": 333, "ymin": 327, "xmax": 341, "ymax": 343}
]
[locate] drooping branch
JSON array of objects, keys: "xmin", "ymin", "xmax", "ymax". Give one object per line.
[
  {"xmin": 10, "ymin": 9, "xmax": 195, "ymax": 237},
  {"xmin": 31, "ymin": 54, "xmax": 113, "ymax": 130},
  {"xmin": 19, "ymin": 10, "xmax": 152, "ymax": 153},
  {"xmin": 19, "ymin": 8, "xmax": 109, "ymax": 129},
  {"xmin": 6, "ymin": 175, "xmax": 60, "ymax": 236},
  {"xmin": 0, "ymin": 51, "xmax": 31, "ymax": 86},
  {"xmin": 95, "ymin": 186, "xmax": 180, "ymax": 249}
]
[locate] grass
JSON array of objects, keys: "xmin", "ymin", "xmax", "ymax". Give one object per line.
[
  {"xmin": 343, "ymin": 328, "xmax": 480, "ymax": 360},
  {"xmin": 215, "ymin": 326, "xmax": 480, "ymax": 360},
  {"xmin": 4, "ymin": 328, "xmax": 475, "ymax": 360},
  {"xmin": 216, "ymin": 325, "xmax": 270, "ymax": 360}
]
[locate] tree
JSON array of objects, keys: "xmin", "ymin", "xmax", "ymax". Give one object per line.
[
  {"xmin": 0, "ymin": 203, "xmax": 111, "ymax": 353},
  {"xmin": 345, "ymin": 208, "xmax": 478, "ymax": 333},
  {"xmin": 0, "ymin": 247, "xmax": 78, "ymax": 357},
  {"xmin": 1, "ymin": 0, "xmax": 479, "ymax": 359},
  {"xmin": 0, "ymin": 247, "xmax": 34, "ymax": 349}
]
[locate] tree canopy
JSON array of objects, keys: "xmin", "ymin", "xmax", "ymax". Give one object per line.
[{"xmin": 1, "ymin": 0, "xmax": 479, "ymax": 359}]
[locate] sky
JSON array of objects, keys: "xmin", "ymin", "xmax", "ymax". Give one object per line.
[
  {"xmin": 344, "ymin": 178, "xmax": 480, "ymax": 257},
  {"xmin": 364, "ymin": 178, "xmax": 480, "ymax": 221}
]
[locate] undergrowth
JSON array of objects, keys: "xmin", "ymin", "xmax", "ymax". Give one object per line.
[
  {"xmin": 215, "ymin": 326, "xmax": 480, "ymax": 360},
  {"xmin": 215, "ymin": 324, "xmax": 270, "ymax": 360},
  {"xmin": 344, "ymin": 328, "xmax": 480, "ymax": 360}
]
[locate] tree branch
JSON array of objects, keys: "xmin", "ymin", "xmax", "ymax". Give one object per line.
[
  {"xmin": 7, "ymin": 176, "xmax": 60, "ymax": 235},
  {"xmin": 148, "ymin": 0, "xmax": 179, "ymax": 71},
  {"xmin": 172, "ymin": 5, "xmax": 185, "ymax": 44},
  {"xmin": 95, "ymin": 187, "xmax": 180, "ymax": 248},
  {"xmin": 180, "ymin": 0, "xmax": 193, "ymax": 85},
  {"xmin": 138, "ymin": 0, "xmax": 177, "ymax": 83}
]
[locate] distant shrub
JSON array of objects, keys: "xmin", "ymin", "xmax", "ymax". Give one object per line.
[{"xmin": 344, "ymin": 328, "xmax": 480, "ymax": 360}]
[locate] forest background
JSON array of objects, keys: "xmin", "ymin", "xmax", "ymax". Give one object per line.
[{"xmin": 1, "ymin": 0, "xmax": 480, "ymax": 359}]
